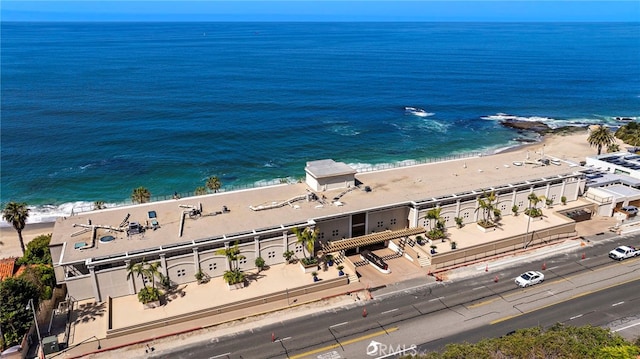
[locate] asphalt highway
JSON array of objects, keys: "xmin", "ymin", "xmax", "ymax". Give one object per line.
[{"xmin": 149, "ymin": 234, "xmax": 640, "ymax": 359}]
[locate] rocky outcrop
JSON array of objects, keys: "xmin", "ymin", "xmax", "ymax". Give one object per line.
[{"xmin": 501, "ymin": 120, "xmax": 588, "ymax": 135}]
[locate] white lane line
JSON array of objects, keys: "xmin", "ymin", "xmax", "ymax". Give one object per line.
[
  {"xmin": 330, "ymin": 322, "xmax": 348, "ymax": 328},
  {"xmin": 612, "ymin": 301, "xmax": 625, "ymax": 307},
  {"xmin": 209, "ymin": 354, "xmax": 231, "ymax": 359},
  {"xmin": 472, "ymin": 286, "xmax": 485, "ymax": 290},
  {"xmin": 275, "ymin": 337, "xmax": 291, "ymax": 343},
  {"xmin": 570, "ymin": 314, "xmax": 583, "ymax": 320},
  {"xmin": 614, "ymin": 322, "xmax": 640, "ymax": 332},
  {"xmin": 547, "ymin": 266, "xmax": 559, "ymax": 270},
  {"xmin": 428, "ymin": 297, "xmax": 445, "ymax": 302},
  {"xmin": 381, "ymin": 308, "xmax": 398, "ymax": 315}
]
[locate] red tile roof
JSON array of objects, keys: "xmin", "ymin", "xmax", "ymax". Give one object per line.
[{"xmin": 0, "ymin": 258, "xmax": 17, "ymax": 281}]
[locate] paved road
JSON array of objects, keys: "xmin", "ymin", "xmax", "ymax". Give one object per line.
[{"xmin": 146, "ymin": 234, "xmax": 640, "ymax": 359}]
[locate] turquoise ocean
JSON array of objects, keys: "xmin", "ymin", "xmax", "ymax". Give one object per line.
[{"xmin": 1, "ymin": 22, "xmax": 639, "ymax": 224}]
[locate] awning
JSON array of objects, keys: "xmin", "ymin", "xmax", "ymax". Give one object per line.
[{"xmin": 322, "ymin": 227, "xmax": 426, "ymax": 253}]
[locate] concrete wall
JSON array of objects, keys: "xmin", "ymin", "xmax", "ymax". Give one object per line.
[
  {"xmin": 106, "ymin": 276, "xmax": 349, "ymax": 338},
  {"xmin": 429, "ymin": 222, "xmax": 577, "ymax": 270},
  {"xmin": 65, "ymin": 276, "xmax": 94, "ymax": 301},
  {"xmin": 366, "ymin": 207, "xmax": 409, "ymax": 233},
  {"xmin": 316, "ymin": 217, "xmax": 351, "ymax": 241},
  {"xmin": 95, "ymin": 267, "xmax": 130, "ymax": 298}
]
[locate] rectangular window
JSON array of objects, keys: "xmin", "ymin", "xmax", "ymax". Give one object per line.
[
  {"xmin": 268, "ymin": 251, "xmax": 276, "ymax": 259},
  {"xmin": 208, "ymin": 263, "xmax": 217, "ymax": 271},
  {"xmin": 390, "ymin": 218, "xmax": 397, "ymax": 225},
  {"xmin": 176, "ymin": 269, "xmax": 186, "ymax": 277},
  {"xmin": 332, "ymin": 229, "xmax": 339, "ymax": 236}
]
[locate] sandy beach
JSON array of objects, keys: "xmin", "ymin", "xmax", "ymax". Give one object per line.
[{"xmin": 0, "ymin": 130, "xmax": 622, "ymax": 259}]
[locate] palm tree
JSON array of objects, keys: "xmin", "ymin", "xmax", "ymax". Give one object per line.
[
  {"xmin": 587, "ymin": 125, "xmax": 615, "ymax": 155},
  {"xmin": 131, "ymin": 186, "xmax": 151, "ymax": 204},
  {"xmin": 216, "ymin": 242, "xmax": 245, "ymax": 285},
  {"xmin": 424, "ymin": 207, "xmax": 442, "ymax": 230},
  {"xmin": 292, "ymin": 226, "xmax": 318, "ymax": 264},
  {"xmin": 526, "ymin": 193, "xmax": 543, "ymax": 217},
  {"xmin": 194, "ymin": 186, "xmax": 207, "ymax": 196},
  {"xmin": 93, "ymin": 201, "xmax": 105, "ymax": 210},
  {"xmin": 144, "ymin": 261, "xmax": 162, "ymax": 289},
  {"xmin": 206, "ymin": 176, "xmax": 222, "ymax": 193},
  {"xmin": 2, "ymin": 202, "xmax": 30, "ymax": 255},
  {"xmin": 424, "ymin": 207, "xmax": 445, "ymax": 240},
  {"xmin": 126, "ymin": 260, "xmax": 146, "ymax": 289},
  {"xmin": 476, "ymin": 191, "xmax": 497, "ymax": 225}
]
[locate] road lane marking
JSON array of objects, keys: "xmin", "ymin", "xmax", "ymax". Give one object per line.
[
  {"xmin": 330, "ymin": 322, "xmax": 348, "ymax": 328},
  {"xmin": 570, "ymin": 314, "xmax": 583, "ymax": 320},
  {"xmin": 467, "ymin": 298, "xmax": 500, "ymax": 309},
  {"xmin": 612, "ymin": 301, "xmax": 624, "ymax": 307},
  {"xmin": 614, "ymin": 322, "xmax": 640, "ymax": 332},
  {"xmin": 209, "ymin": 353, "xmax": 231, "ymax": 359},
  {"xmin": 381, "ymin": 308, "xmax": 398, "ymax": 315},
  {"xmin": 472, "ymin": 286, "xmax": 485, "ymax": 290},
  {"xmin": 490, "ymin": 277, "xmax": 639, "ymax": 325},
  {"xmin": 289, "ymin": 327, "xmax": 399, "ymax": 359},
  {"xmin": 428, "ymin": 297, "xmax": 444, "ymax": 302}
]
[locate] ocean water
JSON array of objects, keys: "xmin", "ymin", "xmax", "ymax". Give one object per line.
[{"xmin": 1, "ymin": 22, "xmax": 639, "ymax": 223}]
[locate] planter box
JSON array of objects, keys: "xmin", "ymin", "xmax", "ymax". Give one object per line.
[
  {"xmin": 143, "ymin": 300, "xmax": 161, "ymax": 309},
  {"xmin": 226, "ymin": 282, "xmax": 245, "ymax": 291},
  {"xmin": 476, "ymin": 223, "xmax": 496, "ymax": 233},
  {"xmin": 300, "ymin": 261, "xmax": 319, "ymax": 273}
]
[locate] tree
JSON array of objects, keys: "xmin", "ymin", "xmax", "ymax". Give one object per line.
[
  {"xmin": 588, "ymin": 125, "xmax": 615, "ymax": 155},
  {"xmin": 292, "ymin": 227, "xmax": 318, "ymax": 265},
  {"xmin": 0, "ymin": 277, "xmax": 40, "ymax": 347},
  {"xmin": 216, "ymin": 242, "xmax": 246, "ymax": 285},
  {"xmin": 131, "ymin": 186, "xmax": 151, "ymax": 204},
  {"xmin": 194, "ymin": 186, "xmax": 207, "ymax": 196},
  {"xmin": 476, "ymin": 191, "xmax": 497, "ymax": 226},
  {"xmin": 615, "ymin": 122, "xmax": 640, "ymax": 147},
  {"xmin": 607, "ymin": 143, "xmax": 620, "ymax": 153},
  {"xmin": 18, "ymin": 234, "xmax": 52, "ymax": 265},
  {"xmin": 206, "ymin": 176, "xmax": 222, "ymax": 193},
  {"xmin": 424, "ymin": 208, "xmax": 446, "ymax": 240},
  {"xmin": 2, "ymin": 202, "xmax": 30, "ymax": 256},
  {"xmin": 526, "ymin": 193, "xmax": 543, "ymax": 217},
  {"xmin": 19, "ymin": 264, "xmax": 56, "ymax": 300}
]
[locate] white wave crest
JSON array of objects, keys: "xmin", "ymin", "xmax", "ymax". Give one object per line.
[{"xmin": 0, "ymin": 201, "xmax": 119, "ymax": 227}]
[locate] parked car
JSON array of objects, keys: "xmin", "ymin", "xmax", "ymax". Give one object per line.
[
  {"xmin": 621, "ymin": 205, "xmax": 638, "ymax": 216},
  {"xmin": 515, "ymin": 271, "xmax": 545, "ymax": 287}
]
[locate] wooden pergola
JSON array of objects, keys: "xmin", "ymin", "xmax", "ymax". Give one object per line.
[{"xmin": 322, "ymin": 227, "xmax": 426, "ymax": 253}]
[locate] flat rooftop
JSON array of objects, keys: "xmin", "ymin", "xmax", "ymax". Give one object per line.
[{"xmin": 51, "ymin": 149, "xmax": 581, "ymax": 263}]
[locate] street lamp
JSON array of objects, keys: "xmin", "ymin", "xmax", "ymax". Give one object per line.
[{"xmin": 26, "ymin": 298, "xmax": 43, "ymax": 359}]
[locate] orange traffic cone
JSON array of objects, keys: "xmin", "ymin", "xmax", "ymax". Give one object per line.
[
  {"xmin": 542, "ymin": 262, "xmax": 546, "ymax": 270},
  {"xmin": 494, "ymin": 275, "xmax": 499, "ymax": 283},
  {"xmin": 362, "ymin": 307, "xmax": 368, "ymax": 317},
  {"xmin": 271, "ymin": 332, "xmax": 275, "ymax": 342}
]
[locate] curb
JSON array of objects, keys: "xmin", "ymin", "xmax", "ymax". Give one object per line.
[{"xmin": 68, "ymin": 288, "xmax": 362, "ymax": 359}]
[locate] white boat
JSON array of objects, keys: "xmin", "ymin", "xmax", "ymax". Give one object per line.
[{"xmin": 404, "ymin": 107, "xmax": 432, "ymax": 117}]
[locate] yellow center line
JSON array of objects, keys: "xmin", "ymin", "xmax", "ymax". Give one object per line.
[
  {"xmin": 289, "ymin": 327, "xmax": 399, "ymax": 359},
  {"xmin": 490, "ymin": 277, "xmax": 640, "ymax": 325}
]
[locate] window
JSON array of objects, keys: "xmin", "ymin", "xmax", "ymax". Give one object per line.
[
  {"xmin": 239, "ymin": 257, "xmax": 247, "ymax": 265},
  {"xmin": 519, "ymin": 201, "xmax": 524, "ymax": 207},
  {"xmin": 268, "ymin": 251, "xmax": 276, "ymax": 259},
  {"xmin": 390, "ymin": 218, "xmax": 397, "ymax": 225},
  {"xmin": 463, "ymin": 212, "xmax": 470, "ymax": 219},
  {"xmin": 208, "ymin": 263, "xmax": 217, "ymax": 271},
  {"xmin": 176, "ymin": 269, "xmax": 186, "ymax": 277},
  {"xmin": 332, "ymin": 229, "xmax": 339, "ymax": 236},
  {"xmin": 295, "ymin": 245, "xmax": 303, "ymax": 254},
  {"xmin": 320, "ymin": 232, "xmax": 325, "ymax": 239},
  {"xmin": 377, "ymin": 221, "xmax": 384, "ymax": 228}
]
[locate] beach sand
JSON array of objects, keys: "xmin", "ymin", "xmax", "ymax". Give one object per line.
[{"xmin": 0, "ymin": 130, "xmax": 623, "ymax": 259}]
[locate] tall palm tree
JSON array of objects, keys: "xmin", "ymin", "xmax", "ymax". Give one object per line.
[
  {"xmin": 206, "ymin": 176, "xmax": 222, "ymax": 193},
  {"xmin": 2, "ymin": 202, "xmax": 30, "ymax": 255},
  {"xmin": 144, "ymin": 261, "xmax": 162, "ymax": 289},
  {"xmin": 475, "ymin": 191, "xmax": 496, "ymax": 225},
  {"xmin": 292, "ymin": 226, "xmax": 317, "ymax": 262},
  {"xmin": 194, "ymin": 186, "xmax": 207, "ymax": 196},
  {"xmin": 126, "ymin": 260, "xmax": 145, "ymax": 289},
  {"xmin": 587, "ymin": 125, "xmax": 615, "ymax": 155},
  {"xmin": 131, "ymin": 186, "xmax": 151, "ymax": 204}
]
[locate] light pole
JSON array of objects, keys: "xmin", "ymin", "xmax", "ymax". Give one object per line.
[{"xmin": 26, "ymin": 298, "xmax": 43, "ymax": 359}]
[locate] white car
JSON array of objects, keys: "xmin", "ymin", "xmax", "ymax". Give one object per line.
[{"xmin": 515, "ymin": 271, "xmax": 545, "ymax": 287}]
